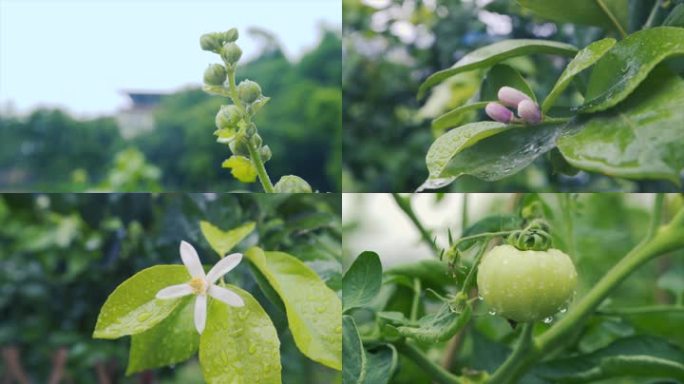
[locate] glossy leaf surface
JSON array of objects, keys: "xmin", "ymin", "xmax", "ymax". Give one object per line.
[
  {"xmin": 517, "ymin": 0, "xmax": 628, "ymax": 32},
  {"xmin": 343, "ymin": 251, "xmax": 382, "ymax": 313},
  {"xmin": 200, "ymin": 220, "xmax": 255, "ymax": 257}
]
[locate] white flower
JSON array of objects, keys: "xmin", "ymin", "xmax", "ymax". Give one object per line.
[{"xmin": 156, "ymin": 240, "xmax": 245, "ymax": 334}]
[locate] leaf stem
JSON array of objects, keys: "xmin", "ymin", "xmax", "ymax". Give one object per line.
[
  {"xmin": 410, "ymin": 278, "xmax": 422, "ymax": 322},
  {"xmin": 596, "ymin": 0, "xmax": 628, "ymax": 38},
  {"xmin": 644, "ymin": 0, "xmax": 663, "ymax": 29},
  {"xmin": 392, "ymin": 193, "xmax": 440, "ymax": 254},
  {"xmin": 395, "ymin": 341, "xmax": 462, "ymax": 384}
]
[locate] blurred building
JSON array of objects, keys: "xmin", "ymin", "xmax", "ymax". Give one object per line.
[{"xmin": 116, "ymin": 91, "xmax": 166, "ymax": 139}]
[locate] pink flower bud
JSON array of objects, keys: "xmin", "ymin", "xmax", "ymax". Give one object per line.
[
  {"xmin": 485, "ymin": 102, "xmax": 513, "ymax": 124},
  {"xmin": 517, "ymin": 99, "xmax": 542, "ymax": 124},
  {"xmin": 497, "ymin": 86, "xmax": 532, "ymax": 107}
]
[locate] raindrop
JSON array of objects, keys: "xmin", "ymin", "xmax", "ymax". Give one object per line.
[
  {"xmin": 488, "ymin": 309, "xmax": 497, "ymax": 316},
  {"xmin": 477, "ymin": 294, "xmax": 484, "ymax": 301},
  {"xmin": 543, "ymin": 316, "xmax": 553, "ymax": 324},
  {"xmin": 559, "ymin": 307, "xmax": 568, "ymax": 314}
]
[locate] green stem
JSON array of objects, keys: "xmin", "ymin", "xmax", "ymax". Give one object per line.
[
  {"xmin": 455, "ymin": 231, "xmax": 515, "ymax": 246},
  {"xmin": 488, "ymin": 323, "xmax": 536, "ymax": 383},
  {"xmin": 461, "ymin": 194, "xmax": 469, "ymax": 229},
  {"xmin": 489, "ymin": 206, "xmax": 684, "ymax": 383},
  {"xmin": 645, "ymin": 193, "xmax": 664, "ymax": 242},
  {"xmin": 392, "ymin": 193, "xmax": 440, "ymax": 254},
  {"xmin": 460, "ymin": 242, "xmax": 487, "ymax": 298},
  {"xmin": 596, "ymin": 0, "xmax": 628, "ymax": 38},
  {"xmin": 410, "ymin": 278, "xmax": 422, "ymax": 322},
  {"xmin": 246, "ymin": 140, "xmax": 275, "ymax": 193},
  {"xmin": 644, "ymin": 0, "xmax": 663, "ymax": 29},
  {"xmin": 395, "ymin": 341, "xmax": 462, "ymax": 384}
]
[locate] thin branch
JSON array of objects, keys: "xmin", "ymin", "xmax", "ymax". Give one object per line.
[
  {"xmin": 596, "ymin": 0, "xmax": 628, "ymax": 38},
  {"xmin": 392, "ymin": 193, "xmax": 440, "ymax": 254}
]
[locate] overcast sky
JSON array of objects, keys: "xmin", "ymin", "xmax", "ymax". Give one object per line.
[{"xmin": 0, "ymin": 0, "xmax": 340, "ymax": 117}]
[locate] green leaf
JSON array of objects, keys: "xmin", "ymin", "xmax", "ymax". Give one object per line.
[
  {"xmin": 343, "ymin": 251, "xmax": 382, "ymax": 313},
  {"xmin": 581, "ymin": 26, "xmax": 684, "ymax": 113},
  {"xmin": 517, "ymin": 0, "xmax": 628, "ymax": 32},
  {"xmin": 384, "ymin": 259, "xmax": 453, "ymax": 292},
  {"xmin": 395, "ymin": 304, "xmax": 472, "ymax": 343},
  {"xmin": 364, "ymin": 344, "xmax": 398, "ymax": 384},
  {"xmin": 245, "ymin": 247, "xmax": 342, "ymax": 370},
  {"xmin": 421, "ymin": 122, "xmax": 567, "ymax": 190},
  {"xmin": 542, "ymin": 38, "xmax": 616, "ymax": 113},
  {"xmin": 199, "ymin": 285, "xmax": 281, "ymax": 384},
  {"xmin": 432, "ymin": 102, "xmax": 489, "ymax": 134},
  {"xmin": 418, "ymin": 40, "xmax": 577, "ymax": 98},
  {"xmin": 534, "ymin": 335, "xmax": 684, "ymax": 382},
  {"xmin": 558, "ymin": 67, "xmax": 684, "ymax": 184},
  {"xmin": 126, "ymin": 297, "xmax": 198, "ymax": 375},
  {"xmin": 664, "ymin": 4, "xmax": 684, "ymax": 27},
  {"xmin": 480, "ymin": 64, "xmax": 537, "ymax": 103},
  {"xmin": 342, "ymin": 315, "xmax": 365, "ymax": 384},
  {"xmin": 200, "ymin": 220, "xmax": 255, "ymax": 257},
  {"xmin": 93, "ymin": 265, "xmax": 189, "ymax": 339}
]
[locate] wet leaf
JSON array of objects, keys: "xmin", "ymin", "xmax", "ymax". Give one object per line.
[
  {"xmin": 432, "ymin": 102, "xmax": 489, "ymax": 134},
  {"xmin": 200, "ymin": 220, "xmax": 255, "ymax": 257},
  {"xmin": 542, "ymin": 38, "xmax": 616, "ymax": 113},
  {"xmin": 246, "ymin": 247, "xmax": 342, "ymax": 370},
  {"xmin": 480, "ymin": 64, "xmax": 537, "ymax": 103},
  {"xmin": 558, "ymin": 67, "xmax": 684, "ymax": 184},
  {"xmin": 581, "ymin": 27, "xmax": 684, "ymax": 113},
  {"xmin": 93, "ymin": 265, "xmax": 189, "ymax": 339},
  {"xmin": 418, "ymin": 40, "xmax": 577, "ymax": 98},
  {"xmin": 127, "ymin": 297, "xmax": 198, "ymax": 375},
  {"xmin": 343, "ymin": 315, "xmax": 365, "ymax": 384},
  {"xmin": 199, "ymin": 286, "xmax": 281, "ymax": 384},
  {"xmin": 395, "ymin": 304, "xmax": 472, "ymax": 343},
  {"xmin": 517, "ymin": 0, "xmax": 628, "ymax": 32},
  {"xmin": 364, "ymin": 344, "xmax": 398, "ymax": 384}
]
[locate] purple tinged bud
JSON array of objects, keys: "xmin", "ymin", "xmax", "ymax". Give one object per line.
[
  {"xmin": 498, "ymin": 86, "xmax": 532, "ymax": 107},
  {"xmin": 485, "ymin": 102, "xmax": 513, "ymax": 123},
  {"xmin": 517, "ymin": 100, "xmax": 542, "ymax": 124}
]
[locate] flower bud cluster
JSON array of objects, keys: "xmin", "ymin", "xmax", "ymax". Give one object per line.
[{"xmin": 485, "ymin": 86, "xmax": 542, "ymax": 125}]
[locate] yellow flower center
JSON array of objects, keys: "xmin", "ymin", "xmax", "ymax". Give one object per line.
[{"xmin": 189, "ymin": 277, "xmax": 208, "ymax": 295}]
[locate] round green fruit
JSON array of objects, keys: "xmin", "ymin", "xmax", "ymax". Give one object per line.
[{"xmin": 477, "ymin": 244, "xmax": 577, "ymax": 323}]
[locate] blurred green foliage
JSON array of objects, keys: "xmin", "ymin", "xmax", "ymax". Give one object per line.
[
  {"xmin": 0, "ymin": 193, "xmax": 341, "ymax": 383},
  {"xmin": 0, "ymin": 28, "xmax": 341, "ymax": 192},
  {"xmin": 342, "ymin": 0, "xmax": 674, "ymax": 192}
]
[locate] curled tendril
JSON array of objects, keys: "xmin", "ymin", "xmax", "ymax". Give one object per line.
[{"xmin": 507, "ymin": 225, "xmax": 553, "ymax": 252}]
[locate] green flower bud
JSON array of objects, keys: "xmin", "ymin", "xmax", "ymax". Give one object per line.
[
  {"xmin": 237, "ymin": 80, "xmax": 262, "ymax": 104},
  {"xmin": 203, "ymin": 64, "xmax": 227, "ymax": 86},
  {"xmin": 215, "ymin": 105, "xmax": 241, "ymax": 130},
  {"xmin": 221, "ymin": 42, "xmax": 242, "ymax": 65},
  {"xmin": 229, "ymin": 139, "xmax": 251, "ymax": 157},
  {"xmin": 250, "ymin": 133, "xmax": 262, "ymax": 148},
  {"xmin": 245, "ymin": 123, "xmax": 257, "ymax": 137},
  {"xmin": 200, "ymin": 33, "xmax": 222, "ymax": 52},
  {"xmin": 273, "ymin": 175, "xmax": 312, "ymax": 193},
  {"xmin": 224, "ymin": 28, "xmax": 239, "ymax": 42},
  {"xmin": 259, "ymin": 145, "xmax": 272, "ymax": 162}
]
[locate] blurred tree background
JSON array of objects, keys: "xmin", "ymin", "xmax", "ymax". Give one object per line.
[
  {"xmin": 0, "ymin": 28, "xmax": 341, "ymax": 193},
  {"xmin": 342, "ymin": 0, "xmax": 675, "ymax": 192},
  {"xmin": 0, "ymin": 193, "xmax": 342, "ymax": 383}
]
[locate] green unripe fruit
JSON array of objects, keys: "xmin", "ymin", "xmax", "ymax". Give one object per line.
[
  {"xmin": 200, "ymin": 33, "xmax": 222, "ymax": 52},
  {"xmin": 224, "ymin": 28, "xmax": 239, "ymax": 42},
  {"xmin": 203, "ymin": 64, "xmax": 227, "ymax": 86},
  {"xmin": 259, "ymin": 145, "xmax": 272, "ymax": 162},
  {"xmin": 229, "ymin": 139, "xmax": 250, "ymax": 157},
  {"xmin": 221, "ymin": 42, "xmax": 242, "ymax": 65},
  {"xmin": 215, "ymin": 105, "xmax": 241, "ymax": 130},
  {"xmin": 237, "ymin": 80, "xmax": 262, "ymax": 104},
  {"xmin": 477, "ymin": 244, "xmax": 577, "ymax": 323}
]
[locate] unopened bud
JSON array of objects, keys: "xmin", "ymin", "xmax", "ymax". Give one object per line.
[
  {"xmin": 203, "ymin": 64, "xmax": 227, "ymax": 86},
  {"xmin": 485, "ymin": 102, "xmax": 513, "ymax": 124},
  {"xmin": 229, "ymin": 139, "xmax": 250, "ymax": 157},
  {"xmin": 250, "ymin": 133, "xmax": 263, "ymax": 148},
  {"xmin": 497, "ymin": 86, "xmax": 532, "ymax": 108},
  {"xmin": 237, "ymin": 80, "xmax": 262, "ymax": 104},
  {"xmin": 517, "ymin": 100, "xmax": 542, "ymax": 124},
  {"xmin": 245, "ymin": 123, "xmax": 257, "ymax": 137},
  {"xmin": 224, "ymin": 28, "xmax": 239, "ymax": 42},
  {"xmin": 221, "ymin": 42, "xmax": 242, "ymax": 65},
  {"xmin": 200, "ymin": 33, "xmax": 222, "ymax": 52},
  {"xmin": 259, "ymin": 145, "xmax": 272, "ymax": 162},
  {"xmin": 215, "ymin": 105, "xmax": 241, "ymax": 130}
]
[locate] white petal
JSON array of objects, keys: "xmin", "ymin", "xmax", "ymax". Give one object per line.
[
  {"xmin": 180, "ymin": 241, "xmax": 205, "ymax": 278},
  {"xmin": 156, "ymin": 284, "xmax": 193, "ymax": 299},
  {"xmin": 206, "ymin": 253, "xmax": 243, "ymax": 283},
  {"xmin": 194, "ymin": 295, "xmax": 207, "ymax": 334},
  {"xmin": 209, "ymin": 285, "xmax": 245, "ymax": 307}
]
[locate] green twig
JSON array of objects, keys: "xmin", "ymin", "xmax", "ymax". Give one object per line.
[
  {"xmin": 410, "ymin": 278, "xmax": 422, "ymax": 322},
  {"xmin": 246, "ymin": 140, "xmax": 275, "ymax": 193},
  {"xmin": 392, "ymin": 193, "xmax": 440, "ymax": 255},
  {"xmin": 596, "ymin": 0, "xmax": 628, "ymax": 38},
  {"xmin": 644, "ymin": 0, "xmax": 663, "ymax": 29},
  {"xmin": 395, "ymin": 341, "xmax": 462, "ymax": 384}
]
